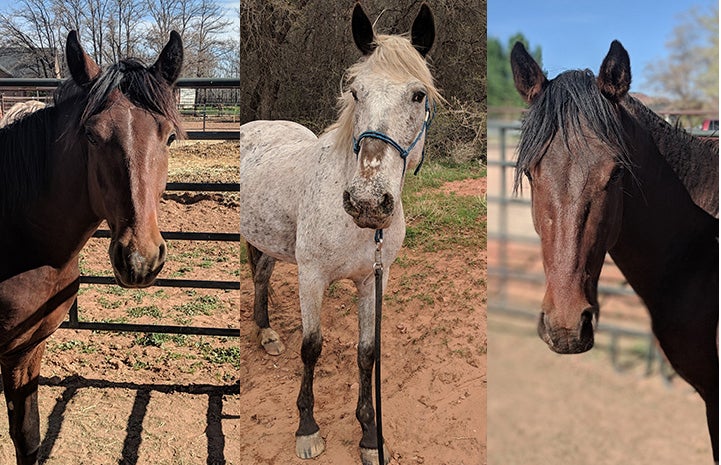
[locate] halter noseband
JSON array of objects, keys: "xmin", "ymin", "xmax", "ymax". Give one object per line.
[{"xmin": 352, "ymin": 98, "xmax": 435, "ymax": 176}]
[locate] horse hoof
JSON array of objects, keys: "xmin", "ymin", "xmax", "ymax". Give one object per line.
[
  {"xmin": 296, "ymin": 431, "xmax": 325, "ymax": 459},
  {"xmin": 360, "ymin": 444, "xmax": 391, "ymax": 465},
  {"xmin": 257, "ymin": 328, "xmax": 285, "ymax": 355}
]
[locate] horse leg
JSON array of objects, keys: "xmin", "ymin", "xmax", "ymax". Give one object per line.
[
  {"xmin": 294, "ymin": 270, "xmax": 326, "ymax": 459},
  {"xmin": 654, "ymin": 320, "xmax": 718, "ymax": 462},
  {"xmin": 355, "ymin": 275, "xmax": 391, "ymax": 465},
  {"xmin": 1, "ymin": 342, "xmax": 46, "ymax": 465},
  {"xmin": 246, "ymin": 242, "xmax": 284, "ymax": 355}
]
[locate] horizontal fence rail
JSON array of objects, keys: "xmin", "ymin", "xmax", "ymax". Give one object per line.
[
  {"xmin": 0, "ymin": 77, "xmax": 241, "ymax": 338},
  {"xmin": 0, "ymin": 77, "xmax": 241, "ymax": 140}
]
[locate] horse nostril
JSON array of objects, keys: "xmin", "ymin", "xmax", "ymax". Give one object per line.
[
  {"xmin": 380, "ymin": 193, "xmax": 394, "ymax": 214},
  {"xmin": 343, "ymin": 190, "xmax": 360, "ymax": 216},
  {"xmin": 158, "ymin": 242, "xmax": 167, "ymax": 263},
  {"xmin": 579, "ymin": 309, "xmax": 595, "ymax": 339}
]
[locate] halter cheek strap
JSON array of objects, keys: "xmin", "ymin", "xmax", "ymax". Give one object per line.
[{"xmin": 352, "ymin": 98, "xmax": 436, "ymax": 176}]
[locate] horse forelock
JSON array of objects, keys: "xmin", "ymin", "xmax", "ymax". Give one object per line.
[
  {"xmin": 80, "ymin": 58, "xmax": 183, "ymax": 136},
  {"xmin": 514, "ymin": 69, "xmax": 631, "ymax": 194},
  {"xmin": 326, "ymin": 34, "xmax": 441, "ymax": 151}
]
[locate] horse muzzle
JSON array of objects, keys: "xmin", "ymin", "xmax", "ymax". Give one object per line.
[
  {"xmin": 109, "ymin": 240, "xmax": 166, "ymax": 288},
  {"xmin": 537, "ymin": 308, "xmax": 598, "ymax": 354},
  {"xmin": 343, "ymin": 188, "xmax": 395, "ymax": 229}
]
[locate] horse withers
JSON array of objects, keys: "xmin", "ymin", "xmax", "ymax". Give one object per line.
[
  {"xmin": 0, "ymin": 31, "xmax": 183, "ymax": 465},
  {"xmin": 511, "ymin": 41, "xmax": 718, "ymax": 462},
  {"xmin": 240, "ymin": 4, "xmax": 438, "ymax": 464}
]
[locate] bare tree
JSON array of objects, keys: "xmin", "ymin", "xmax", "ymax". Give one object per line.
[
  {"xmin": 185, "ymin": 0, "xmax": 231, "ymax": 76},
  {"xmin": 0, "ymin": 0, "xmax": 62, "ymax": 77}
]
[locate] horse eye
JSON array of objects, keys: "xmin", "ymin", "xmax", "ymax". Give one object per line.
[
  {"xmin": 605, "ymin": 165, "xmax": 624, "ymax": 189},
  {"xmin": 412, "ymin": 91, "xmax": 426, "ymax": 103},
  {"xmin": 167, "ymin": 133, "xmax": 177, "ymax": 146},
  {"xmin": 609, "ymin": 166, "xmax": 624, "ymax": 182},
  {"xmin": 350, "ymin": 90, "xmax": 358, "ymax": 102},
  {"xmin": 85, "ymin": 129, "xmax": 97, "ymax": 145}
]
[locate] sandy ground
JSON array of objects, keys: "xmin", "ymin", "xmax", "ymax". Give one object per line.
[{"xmin": 487, "ymin": 312, "xmax": 712, "ymax": 464}]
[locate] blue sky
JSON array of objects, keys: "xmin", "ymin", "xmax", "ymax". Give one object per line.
[{"xmin": 488, "ymin": 0, "xmax": 717, "ymax": 95}]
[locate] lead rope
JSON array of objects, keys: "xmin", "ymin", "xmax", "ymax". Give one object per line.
[{"xmin": 373, "ymin": 228, "xmax": 385, "ymax": 464}]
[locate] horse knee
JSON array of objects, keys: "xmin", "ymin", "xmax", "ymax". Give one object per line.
[
  {"xmin": 301, "ymin": 332, "xmax": 322, "ymax": 366},
  {"xmin": 357, "ymin": 343, "xmax": 374, "ymax": 371}
]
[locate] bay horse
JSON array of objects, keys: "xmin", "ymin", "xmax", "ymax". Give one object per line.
[
  {"xmin": 240, "ymin": 4, "xmax": 438, "ymax": 464},
  {"xmin": 0, "ymin": 31, "xmax": 183, "ymax": 464},
  {"xmin": 511, "ymin": 41, "xmax": 718, "ymax": 462}
]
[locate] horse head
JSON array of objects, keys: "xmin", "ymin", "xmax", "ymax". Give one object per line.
[
  {"xmin": 341, "ymin": 3, "xmax": 438, "ymax": 230},
  {"xmin": 66, "ymin": 30, "xmax": 183, "ymax": 288},
  {"xmin": 511, "ymin": 41, "xmax": 633, "ymax": 353}
]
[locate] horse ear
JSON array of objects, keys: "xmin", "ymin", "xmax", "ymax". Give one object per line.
[
  {"xmin": 66, "ymin": 30, "xmax": 101, "ymax": 86},
  {"xmin": 352, "ymin": 3, "xmax": 376, "ymax": 55},
  {"xmin": 151, "ymin": 30, "xmax": 184, "ymax": 84},
  {"xmin": 511, "ymin": 41, "xmax": 548, "ymax": 104},
  {"xmin": 598, "ymin": 40, "xmax": 631, "ymax": 102},
  {"xmin": 411, "ymin": 3, "xmax": 434, "ymax": 57}
]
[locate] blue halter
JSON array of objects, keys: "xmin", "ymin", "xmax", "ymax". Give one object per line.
[{"xmin": 352, "ymin": 98, "xmax": 435, "ymax": 176}]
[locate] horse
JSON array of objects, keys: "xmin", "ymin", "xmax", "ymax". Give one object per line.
[
  {"xmin": 0, "ymin": 101, "xmax": 47, "ymax": 128},
  {"xmin": 0, "ymin": 31, "xmax": 183, "ymax": 465},
  {"xmin": 511, "ymin": 41, "xmax": 719, "ymax": 462},
  {"xmin": 240, "ymin": 4, "xmax": 438, "ymax": 464}
]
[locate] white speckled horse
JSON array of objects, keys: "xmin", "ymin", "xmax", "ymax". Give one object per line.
[{"xmin": 240, "ymin": 3, "xmax": 439, "ymax": 464}]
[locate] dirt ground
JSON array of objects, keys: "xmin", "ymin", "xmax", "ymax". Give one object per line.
[
  {"xmin": 0, "ymin": 141, "xmax": 241, "ymax": 465},
  {"xmin": 487, "ymin": 313, "xmax": 712, "ymax": 465},
  {"xmin": 240, "ymin": 177, "xmax": 488, "ymax": 465}
]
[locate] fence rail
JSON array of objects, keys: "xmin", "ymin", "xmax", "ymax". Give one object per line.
[{"xmin": 0, "ymin": 77, "xmax": 241, "ymax": 338}]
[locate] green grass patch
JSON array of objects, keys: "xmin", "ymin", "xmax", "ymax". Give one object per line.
[
  {"xmin": 402, "ymin": 161, "xmax": 487, "ymax": 252},
  {"xmin": 51, "ymin": 340, "xmax": 97, "ymax": 354},
  {"xmin": 172, "ymin": 295, "xmax": 221, "ymax": 316},
  {"xmin": 127, "ymin": 305, "xmax": 163, "ymax": 319}
]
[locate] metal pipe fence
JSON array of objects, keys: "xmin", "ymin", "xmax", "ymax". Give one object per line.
[
  {"xmin": 487, "ymin": 120, "xmax": 671, "ymax": 378},
  {"xmin": 0, "ymin": 78, "xmax": 240, "ymax": 338}
]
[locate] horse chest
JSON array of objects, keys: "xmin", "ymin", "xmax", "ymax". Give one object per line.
[{"xmin": 0, "ymin": 265, "xmax": 79, "ymax": 352}]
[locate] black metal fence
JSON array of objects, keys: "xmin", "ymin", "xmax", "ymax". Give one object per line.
[{"xmin": 0, "ymin": 78, "xmax": 241, "ymax": 338}]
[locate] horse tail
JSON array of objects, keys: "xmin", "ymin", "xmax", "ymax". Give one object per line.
[{"xmin": 245, "ymin": 240, "xmax": 259, "ymax": 278}]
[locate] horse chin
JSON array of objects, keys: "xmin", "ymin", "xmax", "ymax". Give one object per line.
[
  {"xmin": 350, "ymin": 214, "xmax": 393, "ymax": 230},
  {"xmin": 112, "ymin": 264, "xmax": 163, "ymax": 289}
]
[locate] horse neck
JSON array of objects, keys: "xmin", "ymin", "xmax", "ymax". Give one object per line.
[
  {"xmin": 621, "ymin": 96, "xmax": 719, "ymax": 217},
  {"xmin": 608, "ymin": 111, "xmax": 718, "ymax": 311}
]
